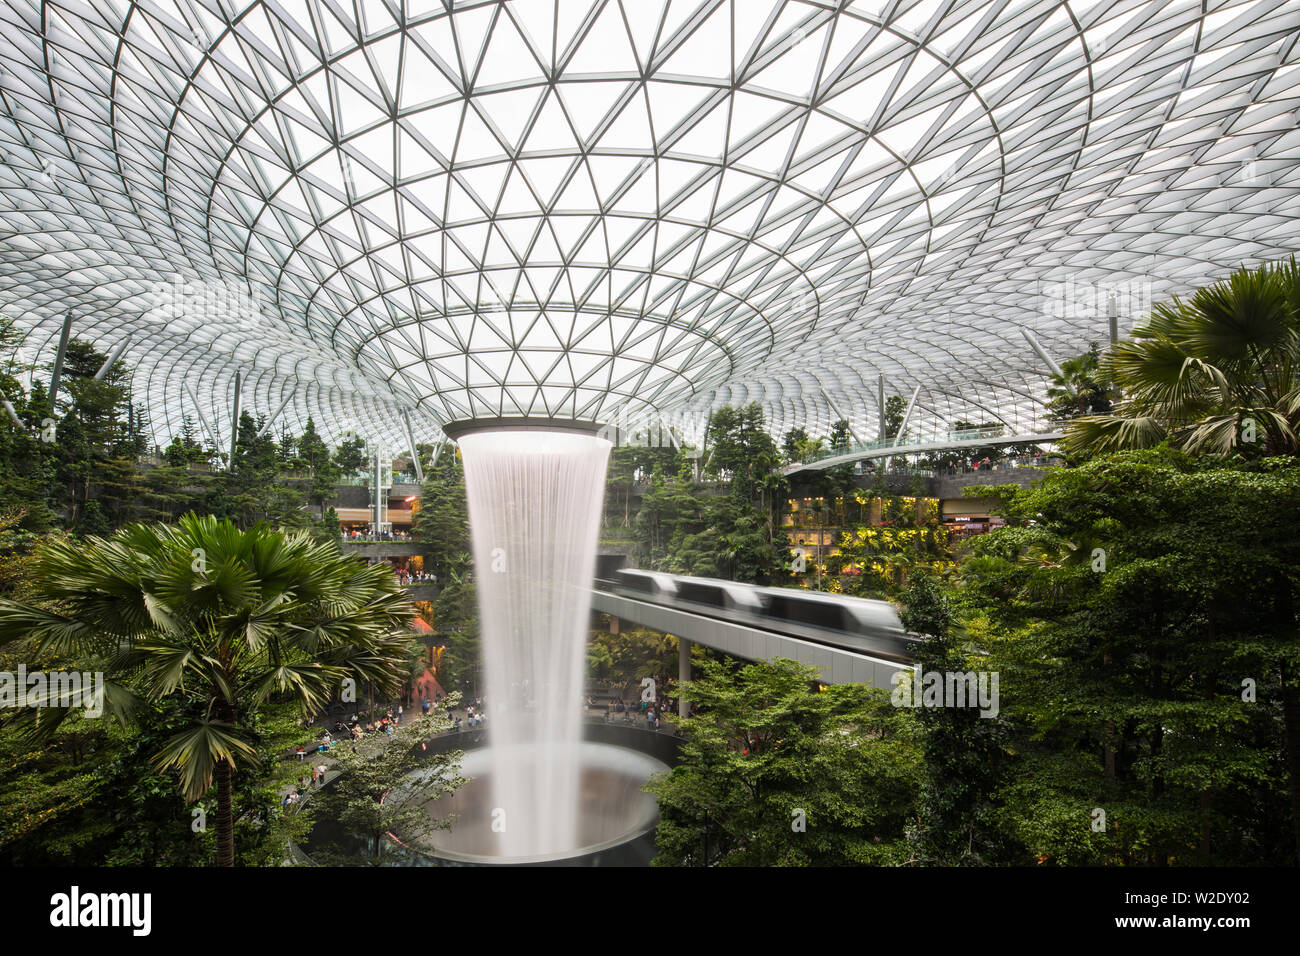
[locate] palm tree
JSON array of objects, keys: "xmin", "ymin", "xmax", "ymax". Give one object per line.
[
  {"xmin": 1063, "ymin": 257, "xmax": 1300, "ymax": 858},
  {"xmin": 1064, "ymin": 260, "xmax": 1300, "ymax": 457},
  {"xmin": 0, "ymin": 513, "xmax": 417, "ymax": 866},
  {"xmin": 1045, "ymin": 343, "xmax": 1114, "ymax": 422}
]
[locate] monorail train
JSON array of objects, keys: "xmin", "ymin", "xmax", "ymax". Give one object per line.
[{"xmin": 609, "ymin": 568, "xmax": 919, "ymax": 663}]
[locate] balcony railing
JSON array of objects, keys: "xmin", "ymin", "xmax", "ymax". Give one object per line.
[{"xmin": 788, "ymin": 425, "xmax": 1040, "ymax": 468}]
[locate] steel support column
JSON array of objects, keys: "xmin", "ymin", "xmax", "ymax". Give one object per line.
[
  {"xmin": 877, "ymin": 373, "xmax": 886, "ymax": 440},
  {"xmin": 254, "ymin": 391, "xmax": 296, "ymax": 439},
  {"xmin": 403, "ymin": 410, "xmax": 423, "ymax": 483},
  {"xmin": 678, "ymin": 638, "xmax": 691, "ymax": 719},
  {"xmin": 47, "ymin": 311, "xmax": 74, "ymax": 407},
  {"xmin": 228, "ymin": 371, "xmax": 242, "ymax": 466},
  {"xmin": 1020, "ymin": 328, "xmax": 1073, "ymax": 395},
  {"xmin": 93, "ymin": 335, "xmax": 131, "ymax": 381},
  {"xmin": 183, "ymin": 382, "xmax": 221, "ymax": 454},
  {"xmin": 895, "ymin": 384, "xmax": 922, "ymax": 444}
]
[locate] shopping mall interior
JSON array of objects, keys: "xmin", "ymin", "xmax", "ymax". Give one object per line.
[{"xmin": 0, "ymin": 0, "xmax": 1298, "ymax": 902}]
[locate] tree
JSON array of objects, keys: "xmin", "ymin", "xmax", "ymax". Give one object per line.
[
  {"xmin": 603, "ymin": 443, "xmax": 683, "ymax": 534},
  {"xmin": 632, "ymin": 470, "xmax": 705, "ymax": 567},
  {"xmin": 822, "ymin": 419, "xmax": 857, "ymax": 499},
  {"xmin": 828, "ymin": 419, "xmax": 852, "ymax": 452},
  {"xmin": 705, "ymin": 403, "xmax": 781, "ymax": 505},
  {"xmin": 433, "ymin": 576, "xmax": 478, "ymax": 697},
  {"xmin": 321, "ymin": 506, "xmax": 342, "ymax": 540},
  {"xmin": 884, "ymin": 394, "xmax": 907, "ymax": 442},
  {"xmin": 308, "ymin": 456, "xmax": 340, "ymax": 512},
  {"xmin": 1046, "ymin": 343, "xmax": 1114, "ymax": 423},
  {"xmin": 604, "ymin": 445, "xmax": 639, "ymax": 532},
  {"xmin": 956, "ymin": 451, "xmax": 1300, "ymax": 864},
  {"xmin": 831, "ymin": 521, "xmax": 951, "ymax": 599},
  {"xmin": 647, "ymin": 656, "xmax": 922, "ymax": 865},
  {"xmin": 1065, "ymin": 259, "xmax": 1300, "ymax": 458},
  {"xmin": 314, "ymin": 709, "xmax": 464, "ymax": 861},
  {"xmin": 332, "ymin": 432, "xmax": 368, "ymax": 477},
  {"xmin": 900, "ymin": 573, "xmax": 1011, "ymax": 865},
  {"xmin": 411, "ymin": 451, "xmax": 470, "ymax": 581},
  {"xmin": 297, "ymin": 416, "xmax": 331, "ymax": 473},
  {"xmin": 586, "ymin": 625, "xmax": 677, "ymax": 695},
  {"xmin": 47, "ymin": 339, "xmax": 143, "ymax": 528},
  {"xmin": 224, "ymin": 412, "xmax": 309, "ymax": 527},
  {"xmin": 0, "ymin": 515, "xmax": 419, "ymax": 866},
  {"xmin": 782, "ymin": 427, "xmax": 810, "ymax": 463},
  {"xmin": 163, "ymin": 416, "xmax": 209, "ymax": 467},
  {"xmin": 665, "ymin": 496, "xmax": 785, "ymax": 583}
]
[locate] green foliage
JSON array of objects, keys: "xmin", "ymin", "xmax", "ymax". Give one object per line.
[
  {"xmin": 411, "ymin": 451, "xmax": 470, "ymax": 580},
  {"xmin": 884, "ymin": 394, "xmax": 907, "ymax": 441},
  {"xmin": 704, "ymin": 402, "xmax": 783, "ymax": 506},
  {"xmin": 623, "ymin": 404, "xmax": 789, "ymax": 581},
  {"xmin": 331, "ymin": 432, "xmax": 368, "ymax": 476},
  {"xmin": 828, "ymin": 419, "xmax": 852, "ymax": 451},
  {"xmin": 781, "ymin": 426, "xmax": 811, "ymax": 463},
  {"xmin": 0, "ymin": 329, "xmax": 352, "ymax": 539},
  {"xmin": 0, "ymin": 684, "xmax": 317, "ymax": 866},
  {"xmin": 587, "ymin": 625, "xmax": 677, "ymax": 689},
  {"xmin": 788, "ymin": 473, "xmax": 952, "ymax": 595},
  {"xmin": 632, "ymin": 473, "xmax": 785, "ymax": 582},
  {"xmin": 312, "ymin": 709, "xmax": 463, "ymax": 861},
  {"xmin": 954, "ymin": 452, "xmax": 1300, "ymax": 864},
  {"xmin": 220, "ymin": 410, "xmax": 313, "ymax": 526},
  {"xmin": 433, "ymin": 577, "xmax": 478, "ymax": 697},
  {"xmin": 604, "ymin": 442, "xmax": 684, "ymax": 534},
  {"xmin": 648, "ymin": 657, "xmax": 922, "ymax": 866},
  {"xmin": 900, "ymin": 574, "xmax": 1012, "ymax": 865},
  {"xmin": 163, "ymin": 416, "xmax": 211, "ymax": 467},
  {"xmin": 1046, "ymin": 343, "xmax": 1114, "ymax": 424},
  {"xmin": 1066, "ymin": 257, "xmax": 1300, "ymax": 458},
  {"xmin": 0, "ymin": 515, "xmax": 421, "ymax": 866}
]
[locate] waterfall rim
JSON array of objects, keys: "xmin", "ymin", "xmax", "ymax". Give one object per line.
[
  {"xmin": 440, "ymin": 417, "xmax": 608, "ymax": 440},
  {"xmin": 391, "ymin": 741, "xmax": 667, "ymax": 866}
]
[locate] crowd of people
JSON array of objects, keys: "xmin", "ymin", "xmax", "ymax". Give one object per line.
[
  {"xmin": 282, "ymin": 760, "xmax": 333, "ymax": 808},
  {"xmin": 341, "ymin": 528, "xmax": 415, "ymax": 542},
  {"xmin": 449, "ymin": 697, "xmax": 487, "ymax": 731},
  {"xmin": 353, "ymin": 556, "xmax": 436, "ymax": 586},
  {"xmin": 598, "ymin": 693, "xmax": 679, "ymax": 731},
  {"xmin": 932, "ymin": 451, "xmax": 1061, "ymax": 475},
  {"xmin": 326, "ymin": 705, "xmax": 412, "ymax": 741},
  {"xmin": 282, "ymin": 681, "xmax": 681, "ymax": 811},
  {"xmin": 394, "ymin": 567, "xmax": 435, "ymax": 586}
]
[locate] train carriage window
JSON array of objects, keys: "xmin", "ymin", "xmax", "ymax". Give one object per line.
[
  {"xmin": 615, "ymin": 571, "xmax": 655, "ymax": 594},
  {"xmin": 767, "ymin": 594, "xmax": 849, "ymax": 630},
  {"xmin": 677, "ymin": 581, "xmax": 725, "ymax": 607}
]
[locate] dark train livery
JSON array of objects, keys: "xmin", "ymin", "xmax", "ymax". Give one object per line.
[{"xmin": 609, "ymin": 568, "xmax": 920, "ymax": 664}]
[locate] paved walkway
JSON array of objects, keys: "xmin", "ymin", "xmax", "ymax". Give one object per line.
[{"xmin": 281, "ymin": 688, "xmax": 682, "ymax": 807}]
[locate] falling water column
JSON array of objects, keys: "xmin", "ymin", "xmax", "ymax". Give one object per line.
[{"xmin": 456, "ymin": 425, "xmax": 611, "ymax": 858}]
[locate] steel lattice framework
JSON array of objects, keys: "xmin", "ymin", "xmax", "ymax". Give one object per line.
[{"xmin": 1, "ymin": 0, "xmax": 1298, "ymax": 450}]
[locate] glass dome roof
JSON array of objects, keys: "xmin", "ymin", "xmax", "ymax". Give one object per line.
[{"xmin": 1, "ymin": 0, "xmax": 1298, "ymax": 448}]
